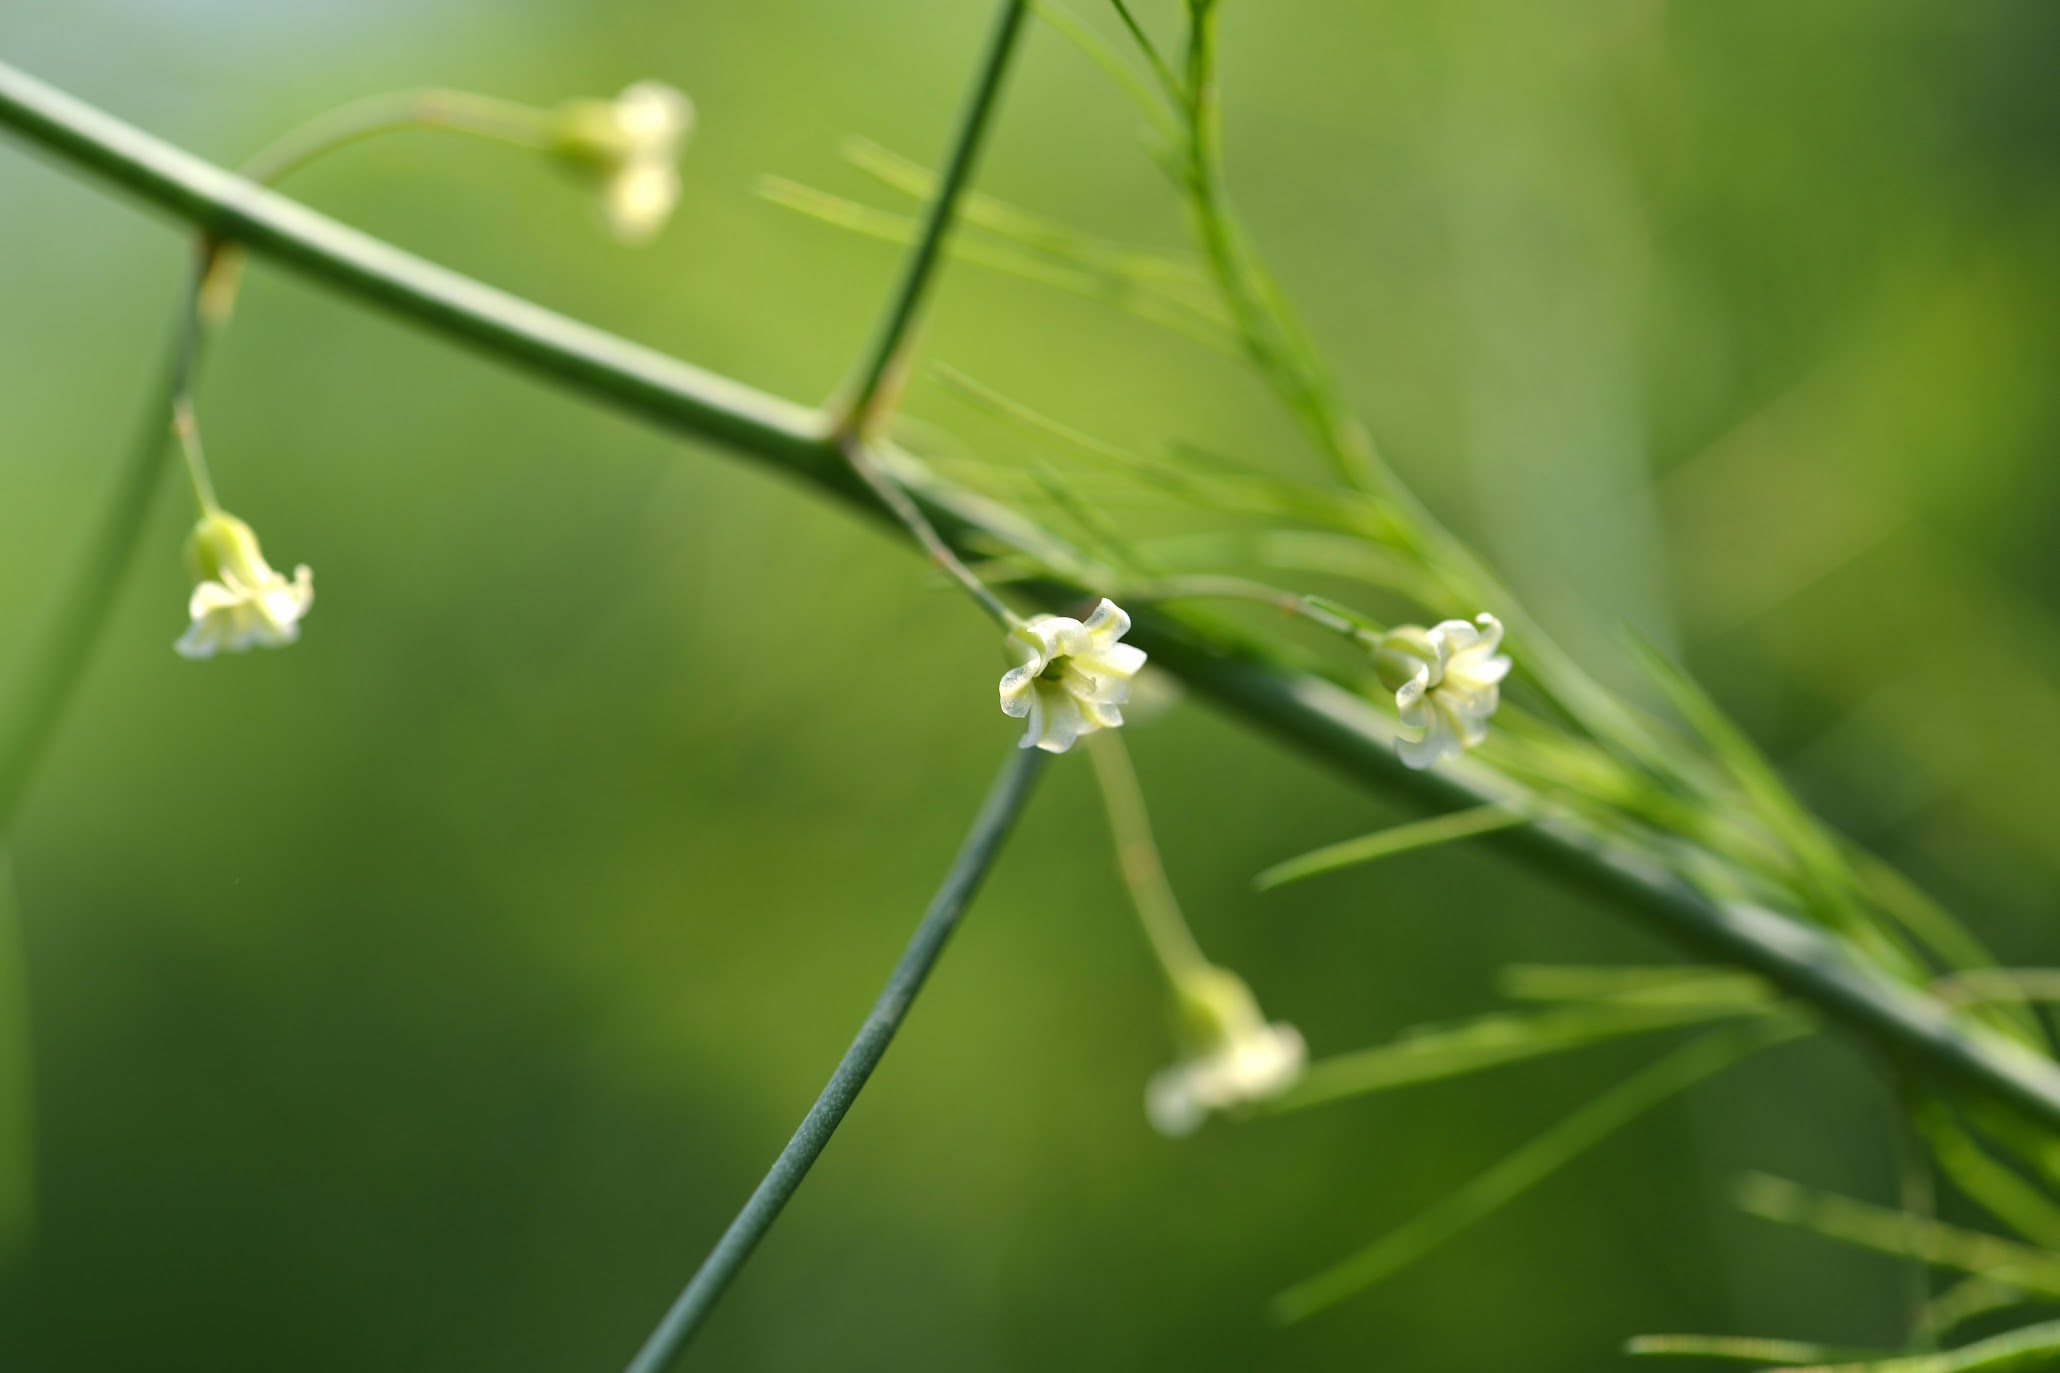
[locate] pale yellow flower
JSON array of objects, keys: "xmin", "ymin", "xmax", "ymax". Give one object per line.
[
  {"xmin": 175, "ymin": 511, "xmax": 313, "ymax": 660},
  {"xmin": 997, "ymin": 599, "xmax": 1146, "ymax": 753},
  {"xmin": 1146, "ymin": 965, "xmax": 1306, "ymax": 1137},
  {"xmin": 1374, "ymin": 613, "xmax": 1511, "ymax": 769},
  {"xmin": 552, "ymin": 81, "xmax": 694, "ymax": 244}
]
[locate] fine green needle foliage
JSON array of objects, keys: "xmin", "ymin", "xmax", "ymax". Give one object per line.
[
  {"xmin": 1772, "ymin": 1320, "xmax": 2060, "ymax": 1373},
  {"xmin": 1917, "ymin": 1100, "xmax": 2060, "ymax": 1249},
  {"xmin": 1921, "ymin": 1279, "xmax": 2055, "ymax": 1343},
  {"xmin": 1254, "ymin": 804, "xmax": 1531, "ymax": 891},
  {"xmin": 759, "ymin": 176, "xmax": 1237, "ymax": 349},
  {"xmin": 1627, "ymin": 1335, "xmax": 1890, "ymax": 1365},
  {"xmin": 1736, "ymin": 1174, "xmax": 2060, "ymax": 1298},
  {"xmin": 1271, "ymin": 998, "xmax": 1779, "ymax": 1112},
  {"xmin": 1498, "ymin": 964, "xmax": 1774, "ymax": 1009},
  {"xmin": 1624, "ymin": 633, "xmax": 1889, "ymax": 953},
  {"xmin": 840, "ymin": 137, "xmax": 1218, "ymax": 305},
  {"xmin": 1272, "ymin": 1019, "xmax": 1806, "ymax": 1321},
  {"xmin": 1030, "ymin": 1, "xmax": 1183, "ymax": 142}
]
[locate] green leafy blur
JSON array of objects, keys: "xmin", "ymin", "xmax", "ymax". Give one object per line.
[{"xmin": 1, "ymin": 0, "xmax": 2057, "ymax": 1368}]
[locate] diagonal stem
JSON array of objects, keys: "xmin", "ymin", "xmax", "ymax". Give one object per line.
[
  {"xmin": 620, "ymin": 746, "xmax": 1046, "ymax": 1373},
  {"xmin": 0, "ymin": 310, "xmax": 183, "ymax": 835},
  {"xmin": 6, "ymin": 61, "xmax": 2060, "ymax": 1137},
  {"xmin": 837, "ymin": 0, "xmax": 1032, "ymax": 438},
  {"xmin": 0, "ymin": 78, "xmax": 564, "ymax": 836},
  {"xmin": 837, "ymin": 436, "xmax": 1020, "ymax": 626}
]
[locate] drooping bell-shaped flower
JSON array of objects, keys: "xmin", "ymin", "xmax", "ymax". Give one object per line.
[
  {"xmin": 997, "ymin": 599, "xmax": 1147, "ymax": 753},
  {"xmin": 1146, "ymin": 964, "xmax": 1306, "ymax": 1137},
  {"xmin": 1373, "ymin": 613, "xmax": 1511, "ymax": 770},
  {"xmin": 550, "ymin": 81, "xmax": 694, "ymax": 244},
  {"xmin": 174, "ymin": 510, "xmax": 313, "ymax": 660}
]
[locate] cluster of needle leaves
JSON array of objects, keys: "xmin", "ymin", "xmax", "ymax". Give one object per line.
[{"xmin": 765, "ymin": 1, "xmax": 2060, "ymax": 1358}]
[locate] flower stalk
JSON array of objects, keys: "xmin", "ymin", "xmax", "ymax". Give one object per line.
[{"xmin": 1088, "ymin": 732, "xmax": 1305, "ymax": 1133}]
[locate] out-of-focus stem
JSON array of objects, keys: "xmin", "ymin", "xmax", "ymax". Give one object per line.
[
  {"xmin": 1087, "ymin": 732, "xmax": 1209, "ymax": 980},
  {"xmin": 0, "ymin": 79, "xmax": 562, "ymax": 838}
]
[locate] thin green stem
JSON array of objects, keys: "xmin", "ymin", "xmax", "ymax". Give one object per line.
[
  {"xmin": 238, "ymin": 88, "xmax": 551, "ymax": 187},
  {"xmin": 620, "ymin": 746, "xmax": 1046, "ymax": 1373},
  {"xmin": 824, "ymin": 1, "xmax": 1035, "ymax": 624},
  {"xmin": 1108, "ymin": 0, "xmax": 1185, "ymax": 106},
  {"xmin": 0, "ymin": 78, "xmax": 571, "ymax": 840},
  {"xmin": 839, "ymin": 436, "xmax": 1019, "ymax": 627},
  {"xmin": 0, "ymin": 294, "xmax": 183, "ymax": 836},
  {"xmin": 10, "ymin": 61, "xmax": 2060, "ymax": 1136},
  {"xmin": 169, "ymin": 395, "xmax": 219, "ymax": 515},
  {"xmin": 1030, "ymin": 3, "xmax": 1183, "ymax": 144},
  {"xmin": 1086, "ymin": 732, "xmax": 1208, "ymax": 980},
  {"xmin": 838, "ymin": 0, "xmax": 1032, "ymax": 438},
  {"xmin": 0, "ymin": 851, "xmax": 35, "ymax": 1262},
  {"xmin": 196, "ymin": 87, "xmax": 556, "ymax": 324},
  {"xmin": 1176, "ymin": 5, "xmax": 1377, "ymax": 493},
  {"xmin": 1897, "ymin": 1070, "xmax": 1940, "ymax": 1349}
]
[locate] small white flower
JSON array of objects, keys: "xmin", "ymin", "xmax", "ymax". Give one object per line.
[
  {"xmin": 174, "ymin": 511, "xmax": 313, "ymax": 660},
  {"xmin": 1374, "ymin": 612, "xmax": 1511, "ymax": 769},
  {"xmin": 1146, "ymin": 965, "xmax": 1306, "ymax": 1138},
  {"xmin": 551, "ymin": 81, "xmax": 694, "ymax": 245},
  {"xmin": 997, "ymin": 599, "xmax": 1147, "ymax": 753}
]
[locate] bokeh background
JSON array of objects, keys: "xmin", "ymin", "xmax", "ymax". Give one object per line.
[{"xmin": 2, "ymin": 0, "xmax": 2058, "ymax": 1367}]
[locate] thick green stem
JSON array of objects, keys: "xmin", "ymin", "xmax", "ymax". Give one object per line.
[
  {"xmin": 621, "ymin": 747, "xmax": 1045, "ymax": 1372},
  {"xmin": 5, "ymin": 61, "xmax": 2060, "ymax": 1136}
]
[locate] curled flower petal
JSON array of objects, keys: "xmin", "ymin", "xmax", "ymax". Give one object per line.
[
  {"xmin": 1081, "ymin": 597, "xmax": 1131, "ymax": 644},
  {"xmin": 1376, "ymin": 611, "xmax": 1510, "ymax": 769}
]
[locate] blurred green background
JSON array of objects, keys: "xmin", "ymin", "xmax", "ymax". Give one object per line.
[{"xmin": 2, "ymin": 0, "xmax": 2058, "ymax": 1367}]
